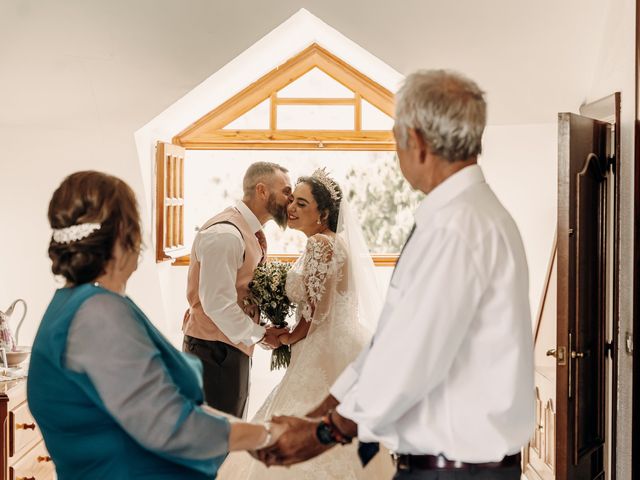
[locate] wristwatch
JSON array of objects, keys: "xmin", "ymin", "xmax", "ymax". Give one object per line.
[
  {"xmin": 316, "ymin": 411, "xmax": 353, "ymax": 445},
  {"xmin": 316, "ymin": 420, "xmax": 337, "ymax": 445}
]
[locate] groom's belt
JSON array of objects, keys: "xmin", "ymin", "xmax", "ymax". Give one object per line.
[{"xmin": 391, "ymin": 452, "xmax": 520, "ymax": 472}]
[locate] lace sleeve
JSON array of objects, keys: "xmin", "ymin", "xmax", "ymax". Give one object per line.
[{"xmin": 300, "ymin": 234, "xmax": 335, "ymax": 323}]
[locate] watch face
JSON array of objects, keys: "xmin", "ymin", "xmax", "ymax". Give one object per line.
[{"xmin": 316, "ymin": 421, "xmax": 336, "ymax": 445}]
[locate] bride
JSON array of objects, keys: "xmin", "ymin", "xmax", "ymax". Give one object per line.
[{"xmin": 217, "ymin": 169, "xmax": 393, "ymax": 479}]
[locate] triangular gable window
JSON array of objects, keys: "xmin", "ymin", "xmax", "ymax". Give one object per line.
[
  {"xmin": 277, "ymin": 67, "xmax": 354, "ymax": 98},
  {"xmin": 171, "ymin": 43, "xmax": 395, "ymax": 150}
]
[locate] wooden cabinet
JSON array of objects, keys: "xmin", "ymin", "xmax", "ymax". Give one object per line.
[{"xmin": 1, "ymin": 380, "xmax": 55, "ymax": 480}]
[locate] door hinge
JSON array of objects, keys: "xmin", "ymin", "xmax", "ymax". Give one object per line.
[
  {"xmin": 604, "ymin": 341, "xmax": 613, "ymax": 358},
  {"xmin": 626, "ymin": 332, "xmax": 633, "ymax": 355},
  {"xmin": 607, "ymin": 155, "xmax": 616, "ymax": 174}
]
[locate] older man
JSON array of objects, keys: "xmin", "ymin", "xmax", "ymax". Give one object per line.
[
  {"xmin": 183, "ymin": 162, "xmax": 292, "ymax": 418},
  {"xmin": 259, "ymin": 70, "xmax": 534, "ymax": 479}
]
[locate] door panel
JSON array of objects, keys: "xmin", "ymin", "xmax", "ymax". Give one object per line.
[
  {"xmin": 557, "ymin": 112, "xmax": 609, "ymax": 480},
  {"xmin": 574, "ymin": 153, "xmax": 607, "ymax": 460}
]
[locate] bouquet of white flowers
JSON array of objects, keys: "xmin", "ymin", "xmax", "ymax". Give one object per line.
[{"xmin": 246, "ymin": 261, "xmax": 294, "ymax": 370}]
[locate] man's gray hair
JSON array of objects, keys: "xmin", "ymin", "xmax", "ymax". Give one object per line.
[
  {"xmin": 394, "ymin": 70, "xmax": 486, "ymax": 162},
  {"xmin": 243, "ymin": 162, "xmax": 288, "ymax": 197}
]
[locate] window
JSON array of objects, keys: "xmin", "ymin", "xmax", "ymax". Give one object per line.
[
  {"xmin": 155, "ymin": 142, "xmax": 185, "ymax": 261},
  {"xmin": 156, "ymin": 44, "xmax": 420, "ymax": 265}
]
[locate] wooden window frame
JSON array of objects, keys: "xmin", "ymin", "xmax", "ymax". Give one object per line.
[
  {"xmin": 156, "ymin": 43, "xmax": 400, "ymax": 266},
  {"xmin": 155, "ymin": 142, "xmax": 186, "ymax": 261},
  {"xmin": 172, "ymin": 44, "xmax": 395, "ymax": 151}
]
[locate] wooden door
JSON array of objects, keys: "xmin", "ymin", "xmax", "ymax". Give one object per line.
[{"xmin": 556, "ymin": 112, "xmax": 610, "ymax": 480}]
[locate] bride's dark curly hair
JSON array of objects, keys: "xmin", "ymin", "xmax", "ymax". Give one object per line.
[{"xmin": 296, "ymin": 175, "xmax": 343, "ymax": 232}]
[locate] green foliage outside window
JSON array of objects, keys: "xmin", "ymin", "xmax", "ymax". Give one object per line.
[{"xmin": 345, "ymin": 154, "xmax": 423, "ymax": 253}]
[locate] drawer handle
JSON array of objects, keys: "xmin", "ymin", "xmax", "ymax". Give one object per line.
[
  {"xmin": 37, "ymin": 455, "xmax": 52, "ymax": 462},
  {"xmin": 16, "ymin": 422, "xmax": 36, "ymax": 430},
  {"xmin": 17, "ymin": 477, "xmax": 36, "ymax": 480}
]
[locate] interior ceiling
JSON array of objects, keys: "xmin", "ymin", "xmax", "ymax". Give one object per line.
[{"xmin": 0, "ymin": 0, "xmax": 607, "ymax": 129}]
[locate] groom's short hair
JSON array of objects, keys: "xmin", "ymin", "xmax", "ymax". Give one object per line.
[{"xmin": 243, "ymin": 162, "xmax": 289, "ymax": 198}]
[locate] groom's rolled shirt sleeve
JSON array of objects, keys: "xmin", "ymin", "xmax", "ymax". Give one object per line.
[
  {"xmin": 196, "ymin": 226, "xmax": 265, "ymax": 346},
  {"xmin": 336, "ymin": 229, "xmax": 482, "ymax": 450}
]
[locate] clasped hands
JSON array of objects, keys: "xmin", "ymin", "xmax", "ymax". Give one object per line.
[
  {"xmin": 259, "ymin": 326, "xmax": 290, "ymax": 350},
  {"xmin": 252, "ymin": 415, "xmax": 333, "ymax": 467}
]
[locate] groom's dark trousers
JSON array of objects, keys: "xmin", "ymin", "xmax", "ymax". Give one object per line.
[
  {"xmin": 391, "ymin": 453, "xmax": 521, "ymax": 480},
  {"xmin": 183, "ymin": 336, "xmax": 250, "ymax": 418}
]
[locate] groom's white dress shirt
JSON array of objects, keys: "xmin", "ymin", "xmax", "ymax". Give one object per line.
[
  {"xmin": 194, "ymin": 200, "xmax": 265, "ymax": 346},
  {"xmin": 331, "ymin": 165, "xmax": 534, "ymax": 463}
]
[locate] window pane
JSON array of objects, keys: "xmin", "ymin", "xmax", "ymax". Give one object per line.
[
  {"xmin": 278, "ymin": 105, "xmax": 354, "ymax": 130},
  {"xmin": 278, "ymin": 67, "xmax": 353, "ymax": 98},
  {"xmin": 361, "ymin": 99, "xmax": 394, "ymax": 130},
  {"xmin": 223, "ymin": 99, "xmax": 270, "ymax": 130},
  {"xmin": 184, "ymin": 150, "xmax": 422, "ymax": 254}
]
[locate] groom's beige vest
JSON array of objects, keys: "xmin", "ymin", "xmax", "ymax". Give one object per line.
[{"xmin": 182, "ymin": 207, "xmax": 263, "ymax": 357}]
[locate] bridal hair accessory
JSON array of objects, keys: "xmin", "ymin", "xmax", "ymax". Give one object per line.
[
  {"xmin": 310, "ymin": 168, "xmax": 341, "ymax": 202},
  {"xmin": 52, "ymin": 223, "xmax": 101, "ymax": 244}
]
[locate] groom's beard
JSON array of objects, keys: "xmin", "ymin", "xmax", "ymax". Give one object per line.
[{"xmin": 267, "ymin": 193, "xmax": 289, "ymax": 229}]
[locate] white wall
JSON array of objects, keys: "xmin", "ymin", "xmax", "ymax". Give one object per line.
[
  {"xmin": 0, "ymin": 124, "xmax": 166, "ymax": 345},
  {"xmin": 481, "ymin": 124, "xmax": 558, "ymax": 320}
]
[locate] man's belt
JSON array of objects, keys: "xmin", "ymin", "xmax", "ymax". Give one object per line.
[{"xmin": 392, "ymin": 452, "xmax": 521, "ymax": 472}]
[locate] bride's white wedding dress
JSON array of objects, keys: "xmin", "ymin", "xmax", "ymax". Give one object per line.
[{"xmin": 217, "ymin": 232, "xmax": 394, "ymax": 479}]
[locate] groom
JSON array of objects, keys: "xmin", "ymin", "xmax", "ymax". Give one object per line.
[
  {"xmin": 182, "ymin": 162, "xmax": 292, "ymax": 418},
  {"xmin": 257, "ymin": 70, "xmax": 534, "ymax": 479}
]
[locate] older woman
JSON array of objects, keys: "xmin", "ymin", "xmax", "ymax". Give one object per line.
[{"xmin": 27, "ymin": 171, "xmax": 283, "ymax": 480}]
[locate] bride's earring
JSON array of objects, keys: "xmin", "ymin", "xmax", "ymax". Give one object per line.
[{"xmin": 316, "ymin": 218, "xmax": 322, "ymax": 225}]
